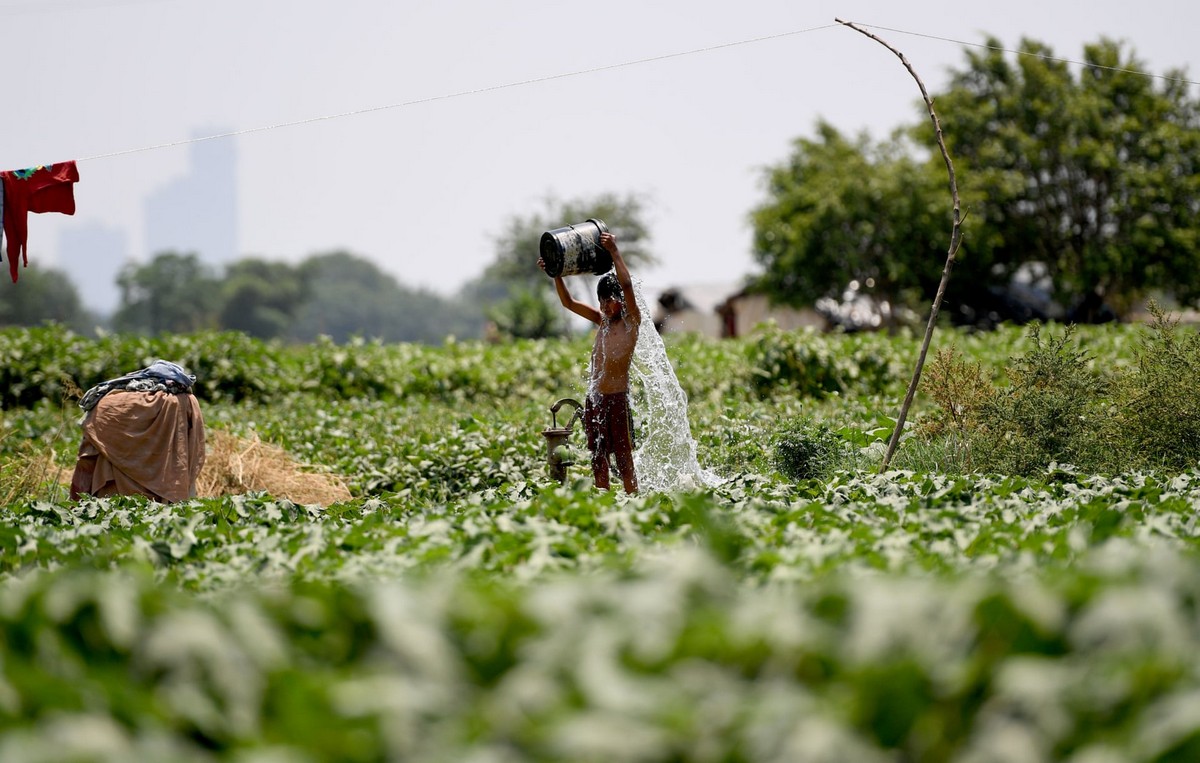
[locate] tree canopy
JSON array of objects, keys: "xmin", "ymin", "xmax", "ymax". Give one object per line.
[
  {"xmin": 112, "ymin": 252, "xmax": 220, "ymax": 335},
  {"xmin": 75, "ymin": 191, "xmax": 657, "ymax": 343},
  {"xmin": 290, "ymin": 252, "xmax": 478, "ymax": 344},
  {"xmin": 462, "ymin": 192, "xmax": 655, "ymax": 306},
  {"xmin": 750, "ymin": 123, "xmax": 946, "ymax": 310},
  {"xmin": 219, "ymin": 258, "xmax": 308, "ymax": 340},
  {"xmin": 461, "ymin": 192, "xmax": 656, "ymax": 339},
  {"xmin": 751, "ymin": 37, "xmax": 1200, "ymax": 323},
  {"xmin": 0, "ymin": 265, "xmax": 94, "ymax": 332},
  {"xmin": 109, "ymin": 251, "xmax": 480, "ymax": 343}
]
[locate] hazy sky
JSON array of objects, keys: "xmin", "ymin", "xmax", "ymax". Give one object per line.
[{"xmin": 3, "ymin": 0, "xmax": 1197, "ymax": 300}]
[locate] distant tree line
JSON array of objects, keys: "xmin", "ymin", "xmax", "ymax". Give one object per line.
[
  {"xmin": 751, "ymin": 37, "xmax": 1200, "ymax": 325},
  {"xmin": 106, "ymin": 250, "xmax": 485, "ymax": 343},
  {"xmin": 0, "ymin": 249, "xmax": 488, "ymax": 342},
  {"xmin": 0, "ymin": 266, "xmax": 94, "ymax": 332},
  {"xmin": 0, "ymin": 192, "xmax": 653, "ymax": 343}
]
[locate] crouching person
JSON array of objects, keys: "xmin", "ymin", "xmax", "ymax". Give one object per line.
[{"xmin": 70, "ymin": 360, "xmax": 206, "ymax": 502}]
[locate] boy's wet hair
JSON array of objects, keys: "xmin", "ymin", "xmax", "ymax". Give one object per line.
[{"xmin": 597, "ymin": 273, "xmax": 623, "ymax": 303}]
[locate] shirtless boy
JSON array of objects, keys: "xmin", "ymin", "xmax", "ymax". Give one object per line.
[{"xmin": 538, "ymin": 232, "xmax": 641, "ymax": 493}]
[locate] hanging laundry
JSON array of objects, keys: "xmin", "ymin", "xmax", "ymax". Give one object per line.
[{"xmin": 0, "ymin": 161, "xmax": 79, "ymax": 283}]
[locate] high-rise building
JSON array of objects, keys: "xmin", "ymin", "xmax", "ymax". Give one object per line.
[
  {"xmin": 144, "ymin": 130, "xmax": 238, "ymax": 266},
  {"xmin": 56, "ymin": 221, "xmax": 130, "ymax": 316}
]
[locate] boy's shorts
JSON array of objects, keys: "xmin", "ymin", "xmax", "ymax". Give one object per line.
[{"xmin": 584, "ymin": 392, "xmax": 634, "ymax": 459}]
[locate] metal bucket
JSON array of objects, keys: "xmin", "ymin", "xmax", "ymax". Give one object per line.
[{"xmin": 539, "ymin": 218, "xmax": 612, "ymax": 277}]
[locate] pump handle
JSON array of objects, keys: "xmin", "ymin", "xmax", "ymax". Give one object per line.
[{"xmin": 549, "ymin": 397, "xmax": 584, "ymax": 430}]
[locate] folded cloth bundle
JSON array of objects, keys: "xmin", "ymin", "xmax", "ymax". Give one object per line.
[{"xmin": 79, "ymin": 359, "xmax": 196, "ymax": 412}]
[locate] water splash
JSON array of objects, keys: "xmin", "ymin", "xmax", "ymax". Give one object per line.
[
  {"xmin": 578, "ymin": 277, "xmax": 721, "ymax": 492},
  {"xmin": 628, "ymin": 279, "xmax": 722, "ymax": 492}
]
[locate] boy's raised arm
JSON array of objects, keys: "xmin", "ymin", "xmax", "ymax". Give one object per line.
[
  {"xmin": 601, "ymin": 233, "xmax": 640, "ymax": 326},
  {"xmin": 539, "ymin": 256, "xmax": 602, "ymax": 324}
]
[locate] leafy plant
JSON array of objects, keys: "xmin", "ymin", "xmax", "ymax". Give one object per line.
[
  {"xmin": 1113, "ymin": 301, "xmax": 1200, "ymax": 471},
  {"xmin": 916, "ymin": 346, "xmax": 995, "ymax": 470},
  {"xmin": 914, "ymin": 316, "xmax": 1200, "ymax": 476},
  {"xmin": 4, "ymin": 316, "xmax": 1200, "ymax": 760},
  {"xmin": 977, "ymin": 325, "xmax": 1117, "ymax": 473},
  {"xmin": 771, "ymin": 417, "xmax": 845, "ymax": 481},
  {"xmin": 487, "ymin": 287, "xmax": 565, "ymax": 340},
  {"xmin": 747, "ymin": 323, "xmax": 906, "ymax": 399}
]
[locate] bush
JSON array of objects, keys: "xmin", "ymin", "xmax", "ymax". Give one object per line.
[
  {"xmin": 0, "ymin": 324, "xmax": 104, "ymax": 408},
  {"xmin": 294, "ymin": 335, "xmax": 397, "ymax": 400},
  {"xmin": 916, "ymin": 316, "xmax": 1200, "ymax": 476},
  {"xmin": 772, "ymin": 417, "xmax": 845, "ymax": 481},
  {"xmin": 915, "ymin": 347, "xmax": 993, "ymax": 470},
  {"xmin": 0, "ymin": 326, "xmax": 294, "ymax": 408},
  {"xmin": 972, "ymin": 324, "xmax": 1118, "ymax": 475},
  {"xmin": 152, "ymin": 331, "xmax": 291, "ymax": 403},
  {"xmin": 747, "ymin": 324, "xmax": 910, "ymax": 400},
  {"xmin": 1113, "ymin": 302, "xmax": 1200, "ymax": 471},
  {"xmin": 487, "ymin": 288, "xmax": 564, "ymax": 340}
]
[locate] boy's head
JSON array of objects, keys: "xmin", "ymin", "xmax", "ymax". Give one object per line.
[{"xmin": 597, "ymin": 273, "xmax": 624, "ymax": 319}]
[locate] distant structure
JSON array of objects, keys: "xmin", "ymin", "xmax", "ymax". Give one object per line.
[
  {"xmin": 652, "ymin": 283, "xmax": 734, "ymax": 337},
  {"xmin": 57, "ymin": 222, "xmax": 130, "ymax": 316},
  {"xmin": 651, "ymin": 282, "xmax": 825, "ymax": 339},
  {"xmin": 144, "ymin": 130, "xmax": 238, "ymax": 266},
  {"xmin": 717, "ymin": 288, "xmax": 826, "ymax": 337}
]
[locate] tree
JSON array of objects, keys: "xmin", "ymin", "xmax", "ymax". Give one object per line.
[
  {"xmin": 487, "ymin": 287, "xmax": 564, "ymax": 340},
  {"xmin": 751, "ymin": 37, "xmax": 1200, "ymax": 321},
  {"xmin": 461, "ymin": 192, "xmax": 656, "ymax": 337},
  {"xmin": 289, "ymin": 251, "xmax": 479, "ymax": 343},
  {"xmin": 463, "ymin": 192, "xmax": 654, "ymax": 302},
  {"xmin": 750, "ymin": 122, "xmax": 947, "ymax": 312},
  {"xmin": 219, "ymin": 258, "xmax": 307, "ymax": 340},
  {"xmin": 936, "ymin": 37, "xmax": 1200, "ymax": 317},
  {"xmin": 112, "ymin": 252, "xmax": 221, "ymax": 335},
  {"xmin": 0, "ymin": 264, "xmax": 93, "ymax": 331}
]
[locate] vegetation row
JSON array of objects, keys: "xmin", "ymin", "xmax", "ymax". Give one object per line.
[
  {"xmin": 5, "ymin": 309, "xmax": 1200, "ymax": 483},
  {"xmin": 3, "ymin": 469, "xmax": 1200, "ymax": 761}
]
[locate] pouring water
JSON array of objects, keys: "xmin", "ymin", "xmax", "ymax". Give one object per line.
[{"xmin": 626, "ymin": 278, "xmax": 723, "ymax": 492}]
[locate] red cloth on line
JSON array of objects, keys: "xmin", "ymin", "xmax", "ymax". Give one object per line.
[{"xmin": 1, "ymin": 161, "xmax": 79, "ymax": 283}]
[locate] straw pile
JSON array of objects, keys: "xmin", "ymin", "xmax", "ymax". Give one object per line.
[
  {"xmin": 2, "ymin": 446, "xmax": 68, "ymax": 504},
  {"xmin": 197, "ymin": 429, "xmax": 352, "ymax": 506}
]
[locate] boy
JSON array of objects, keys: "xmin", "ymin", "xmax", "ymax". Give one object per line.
[{"xmin": 539, "ymin": 232, "xmax": 640, "ymax": 493}]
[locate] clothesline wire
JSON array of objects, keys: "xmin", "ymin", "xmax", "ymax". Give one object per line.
[
  {"xmin": 0, "ymin": 0, "xmax": 179, "ymax": 16},
  {"xmin": 857, "ymin": 21, "xmax": 1200, "ymax": 87},
  {"xmin": 71, "ymin": 18, "xmax": 1198, "ymax": 164},
  {"xmin": 77, "ymin": 23, "xmax": 840, "ymax": 163}
]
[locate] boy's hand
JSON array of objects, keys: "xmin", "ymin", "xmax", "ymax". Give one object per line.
[
  {"xmin": 599, "ymin": 232, "xmax": 619, "ymax": 256},
  {"xmin": 538, "ymin": 256, "xmax": 564, "ymax": 282}
]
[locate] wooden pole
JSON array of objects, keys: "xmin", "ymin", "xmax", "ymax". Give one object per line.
[{"xmin": 834, "ymin": 18, "xmax": 965, "ymax": 472}]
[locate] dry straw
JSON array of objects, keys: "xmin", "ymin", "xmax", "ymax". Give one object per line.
[
  {"xmin": 196, "ymin": 429, "xmax": 353, "ymax": 506},
  {"xmin": 1, "ymin": 434, "xmax": 68, "ymax": 504},
  {"xmin": 11, "ymin": 428, "xmax": 352, "ymax": 507}
]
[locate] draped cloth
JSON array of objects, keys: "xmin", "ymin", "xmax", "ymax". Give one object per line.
[{"xmin": 70, "ymin": 390, "xmax": 206, "ymax": 502}]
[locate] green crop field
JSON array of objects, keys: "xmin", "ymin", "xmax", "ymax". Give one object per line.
[{"xmin": 2, "ymin": 321, "xmax": 1200, "ymax": 762}]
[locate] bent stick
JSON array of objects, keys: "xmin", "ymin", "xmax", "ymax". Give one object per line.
[{"xmin": 835, "ymin": 18, "xmax": 965, "ymax": 472}]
